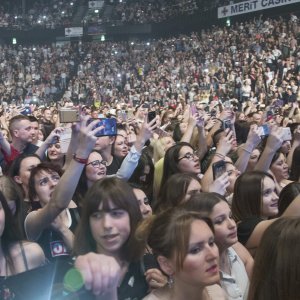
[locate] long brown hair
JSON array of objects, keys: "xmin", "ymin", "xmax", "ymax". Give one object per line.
[
  {"xmin": 248, "ymin": 217, "xmax": 300, "ymax": 300},
  {"xmin": 232, "ymin": 171, "xmax": 274, "ymax": 221}
]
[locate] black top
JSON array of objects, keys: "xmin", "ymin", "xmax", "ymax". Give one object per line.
[
  {"xmin": 36, "ymin": 208, "xmax": 79, "ymax": 262},
  {"xmin": 40, "ymin": 120, "xmax": 55, "ymax": 139},
  {"xmin": 106, "ymin": 155, "xmax": 122, "ymax": 175},
  {"xmin": 237, "ymin": 217, "xmax": 263, "ymax": 245}
]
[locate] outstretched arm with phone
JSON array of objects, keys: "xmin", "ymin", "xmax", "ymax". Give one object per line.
[
  {"xmin": 235, "ymin": 125, "xmax": 261, "ymax": 173},
  {"xmin": 201, "ymin": 129, "xmax": 234, "ymax": 192},
  {"xmin": 254, "ymin": 127, "xmax": 284, "ymax": 172},
  {"xmin": 115, "ymin": 115, "xmax": 156, "ymax": 180}
]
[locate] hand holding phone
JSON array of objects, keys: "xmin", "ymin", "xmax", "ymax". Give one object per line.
[
  {"xmin": 223, "ymin": 119, "xmax": 232, "ymax": 131},
  {"xmin": 212, "ymin": 160, "xmax": 226, "ymax": 180},
  {"xmin": 148, "ymin": 111, "xmax": 156, "ymax": 123},
  {"xmin": 282, "ymin": 127, "xmax": 292, "ymax": 141},
  {"xmin": 258, "ymin": 124, "xmax": 270, "ymax": 137},
  {"xmin": 87, "ymin": 118, "xmax": 117, "ymax": 137}
]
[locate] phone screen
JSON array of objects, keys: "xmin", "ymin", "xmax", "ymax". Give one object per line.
[
  {"xmin": 223, "ymin": 119, "xmax": 232, "ymax": 130},
  {"xmin": 190, "ymin": 104, "xmax": 198, "ymax": 116},
  {"xmin": 148, "ymin": 111, "xmax": 156, "ymax": 123},
  {"xmin": 87, "ymin": 118, "xmax": 117, "ymax": 137},
  {"xmin": 213, "ymin": 161, "xmax": 226, "ymax": 180}
]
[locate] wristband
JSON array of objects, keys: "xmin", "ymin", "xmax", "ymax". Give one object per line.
[
  {"xmin": 73, "ymin": 153, "xmax": 88, "ymax": 164},
  {"xmin": 215, "ymin": 152, "xmax": 225, "ymax": 160},
  {"xmin": 241, "ymin": 147, "xmax": 252, "ymax": 154}
]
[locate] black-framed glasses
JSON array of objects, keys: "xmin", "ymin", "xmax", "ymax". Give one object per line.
[
  {"xmin": 178, "ymin": 152, "xmax": 198, "ymax": 161},
  {"xmin": 86, "ymin": 160, "xmax": 107, "ymax": 168}
]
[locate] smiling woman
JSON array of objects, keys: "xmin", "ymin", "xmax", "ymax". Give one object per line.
[{"xmin": 232, "ymin": 171, "xmax": 300, "ymax": 256}]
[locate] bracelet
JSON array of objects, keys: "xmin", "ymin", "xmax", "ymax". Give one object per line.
[
  {"xmin": 241, "ymin": 147, "xmax": 252, "ymax": 154},
  {"xmin": 215, "ymin": 152, "xmax": 225, "ymax": 160},
  {"xmin": 73, "ymin": 153, "xmax": 89, "ymax": 164}
]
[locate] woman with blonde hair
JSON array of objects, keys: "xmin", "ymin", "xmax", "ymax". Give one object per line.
[{"xmin": 152, "ymin": 136, "xmax": 175, "ymax": 201}]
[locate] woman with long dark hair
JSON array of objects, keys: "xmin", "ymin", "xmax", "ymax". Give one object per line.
[{"xmin": 73, "ymin": 177, "xmax": 148, "ymax": 300}]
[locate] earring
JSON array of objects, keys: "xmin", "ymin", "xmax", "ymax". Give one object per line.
[{"xmin": 167, "ymin": 276, "xmax": 174, "ymax": 288}]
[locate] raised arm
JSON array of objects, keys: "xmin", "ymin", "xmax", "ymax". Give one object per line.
[
  {"xmin": 25, "ymin": 118, "xmax": 102, "ymax": 240},
  {"xmin": 287, "ymin": 127, "xmax": 300, "ymax": 168},
  {"xmin": 35, "ymin": 127, "xmax": 63, "ymax": 160},
  {"xmin": 254, "ymin": 127, "xmax": 284, "ymax": 172},
  {"xmin": 115, "ymin": 115, "xmax": 156, "ymax": 180},
  {"xmin": 201, "ymin": 129, "xmax": 234, "ymax": 192},
  {"xmin": 235, "ymin": 125, "xmax": 261, "ymax": 173},
  {"xmin": 0, "ymin": 130, "xmax": 11, "ymax": 155}
]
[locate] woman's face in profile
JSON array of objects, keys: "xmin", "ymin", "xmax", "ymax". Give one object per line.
[
  {"xmin": 177, "ymin": 146, "xmax": 201, "ymax": 175},
  {"xmin": 270, "ymin": 153, "xmax": 289, "ymax": 183},
  {"xmin": 247, "ymin": 149, "xmax": 260, "ymax": 171},
  {"xmin": 261, "ymin": 176, "xmax": 278, "ymax": 217}
]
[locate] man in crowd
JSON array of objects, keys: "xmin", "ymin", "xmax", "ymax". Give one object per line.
[
  {"xmin": 39, "ymin": 107, "xmax": 55, "ymax": 139},
  {"xmin": 0, "ymin": 115, "xmax": 38, "ymax": 166}
]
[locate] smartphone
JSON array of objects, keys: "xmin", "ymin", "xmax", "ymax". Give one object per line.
[
  {"xmin": 141, "ymin": 253, "xmax": 160, "ymax": 273},
  {"xmin": 119, "ymin": 110, "xmax": 127, "ymax": 122},
  {"xmin": 282, "ymin": 127, "xmax": 292, "ymax": 141},
  {"xmin": 190, "ymin": 104, "xmax": 198, "ymax": 116},
  {"xmin": 87, "ymin": 118, "xmax": 117, "ymax": 137},
  {"xmin": 21, "ymin": 106, "xmax": 31, "ymax": 116},
  {"xmin": 223, "ymin": 119, "xmax": 232, "ymax": 130},
  {"xmin": 59, "ymin": 109, "xmax": 79, "ymax": 123},
  {"xmin": 210, "ymin": 109, "xmax": 217, "ymax": 117},
  {"xmin": 212, "ymin": 160, "xmax": 226, "ymax": 180},
  {"xmin": 258, "ymin": 124, "xmax": 270, "ymax": 137},
  {"xmin": 132, "ymin": 100, "xmax": 139, "ymax": 107},
  {"xmin": 148, "ymin": 111, "xmax": 156, "ymax": 123}
]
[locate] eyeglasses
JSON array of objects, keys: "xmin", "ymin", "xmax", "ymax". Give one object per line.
[
  {"xmin": 86, "ymin": 160, "xmax": 107, "ymax": 168},
  {"xmin": 178, "ymin": 152, "xmax": 198, "ymax": 161},
  {"xmin": 48, "ymin": 143, "xmax": 61, "ymax": 149}
]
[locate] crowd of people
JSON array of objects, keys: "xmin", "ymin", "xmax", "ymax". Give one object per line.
[
  {"xmin": 0, "ymin": 0, "xmax": 78, "ymax": 29},
  {"xmin": 85, "ymin": 0, "xmax": 245, "ymax": 26},
  {"xmin": 0, "ymin": 0, "xmax": 246, "ymax": 29},
  {"xmin": 0, "ymin": 8, "xmax": 299, "ymax": 300},
  {"xmin": 1, "ymin": 13, "xmax": 299, "ymax": 110},
  {"xmin": 109, "ymin": 0, "xmax": 199, "ymax": 25}
]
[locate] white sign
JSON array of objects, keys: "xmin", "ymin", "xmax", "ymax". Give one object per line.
[
  {"xmin": 89, "ymin": 1, "xmax": 104, "ymax": 9},
  {"xmin": 218, "ymin": 0, "xmax": 300, "ymax": 18},
  {"xmin": 65, "ymin": 27, "xmax": 83, "ymax": 37}
]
